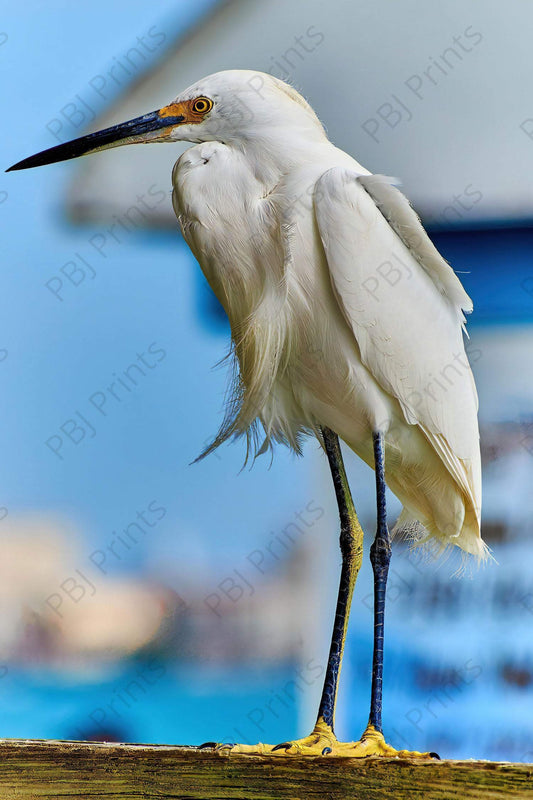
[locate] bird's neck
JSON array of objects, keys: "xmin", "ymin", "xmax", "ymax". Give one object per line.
[{"xmin": 234, "ymin": 128, "xmax": 332, "ymax": 193}]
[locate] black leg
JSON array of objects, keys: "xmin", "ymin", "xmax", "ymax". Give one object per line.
[
  {"xmin": 317, "ymin": 427, "xmax": 364, "ymax": 732},
  {"xmin": 231, "ymin": 427, "xmax": 437, "ymax": 758},
  {"xmin": 368, "ymin": 431, "xmax": 391, "ymax": 733}
]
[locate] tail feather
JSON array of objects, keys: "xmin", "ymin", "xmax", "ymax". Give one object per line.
[{"xmin": 392, "ymin": 507, "xmax": 493, "ymax": 566}]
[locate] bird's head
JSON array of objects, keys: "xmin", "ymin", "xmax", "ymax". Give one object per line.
[{"xmin": 7, "ymin": 70, "xmax": 327, "ymax": 172}]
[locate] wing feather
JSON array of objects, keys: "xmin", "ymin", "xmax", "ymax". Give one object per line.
[
  {"xmin": 313, "ymin": 168, "xmax": 480, "ymax": 516},
  {"xmin": 357, "ymin": 174, "xmax": 473, "ymax": 313}
]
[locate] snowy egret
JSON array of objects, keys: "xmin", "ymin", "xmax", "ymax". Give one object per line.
[{"xmin": 8, "ymin": 70, "xmax": 488, "ymax": 758}]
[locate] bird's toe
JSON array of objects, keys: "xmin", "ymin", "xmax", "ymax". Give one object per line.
[{"xmin": 271, "ymin": 742, "xmax": 292, "ymax": 752}]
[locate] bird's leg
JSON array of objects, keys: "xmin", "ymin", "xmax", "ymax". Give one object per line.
[
  {"xmin": 220, "ymin": 427, "xmax": 363, "ymax": 756},
  {"xmin": 347, "ymin": 431, "xmax": 438, "ymax": 758},
  {"xmin": 352, "ymin": 430, "xmax": 398, "ymax": 753},
  {"xmin": 368, "ymin": 430, "xmax": 391, "ymax": 734},
  {"xmin": 218, "ymin": 430, "xmax": 436, "ymax": 758},
  {"xmin": 255, "ymin": 428, "xmax": 365, "ymax": 755},
  {"xmin": 313, "ymin": 426, "xmax": 364, "ymax": 733}
]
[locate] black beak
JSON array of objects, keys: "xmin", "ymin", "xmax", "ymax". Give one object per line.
[{"xmin": 6, "ymin": 109, "xmax": 185, "ymax": 172}]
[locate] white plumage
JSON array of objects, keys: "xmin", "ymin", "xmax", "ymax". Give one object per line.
[
  {"xmin": 8, "ymin": 66, "xmax": 490, "ymax": 753},
  {"xmin": 9, "ymin": 67, "xmax": 485, "ymax": 558},
  {"xmin": 171, "ymin": 70, "xmax": 486, "ymax": 559}
]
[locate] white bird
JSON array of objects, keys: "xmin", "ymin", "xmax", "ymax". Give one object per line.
[{"xmin": 8, "ymin": 69, "xmax": 488, "ymax": 758}]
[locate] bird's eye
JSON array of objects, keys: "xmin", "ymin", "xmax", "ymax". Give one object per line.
[{"xmin": 192, "ymin": 97, "xmax": 213, "ymax": 114}]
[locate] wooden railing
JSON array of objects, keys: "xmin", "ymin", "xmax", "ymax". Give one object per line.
[{"xmin": 0, "ymin": 739, "xmax": 531, "ymax": 799}]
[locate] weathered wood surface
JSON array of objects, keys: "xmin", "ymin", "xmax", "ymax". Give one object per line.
[{"xmin": 0, "ymin": 739, "xmax": 531, "ymax": 800}]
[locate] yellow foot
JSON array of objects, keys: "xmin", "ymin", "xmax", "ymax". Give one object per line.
[{"xmin": 213, "ymin": 719, "xmax": 439, "ymax": 759}]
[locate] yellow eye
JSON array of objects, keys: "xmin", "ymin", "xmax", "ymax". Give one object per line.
[{"xmin": 192, "ymin": 97, "xmax": 213, "ymax": 114}]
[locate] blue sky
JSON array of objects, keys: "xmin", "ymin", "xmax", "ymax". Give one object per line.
[{"xmin": 0, "ymin": 0, "xmax": 330, "ymax": 575}]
